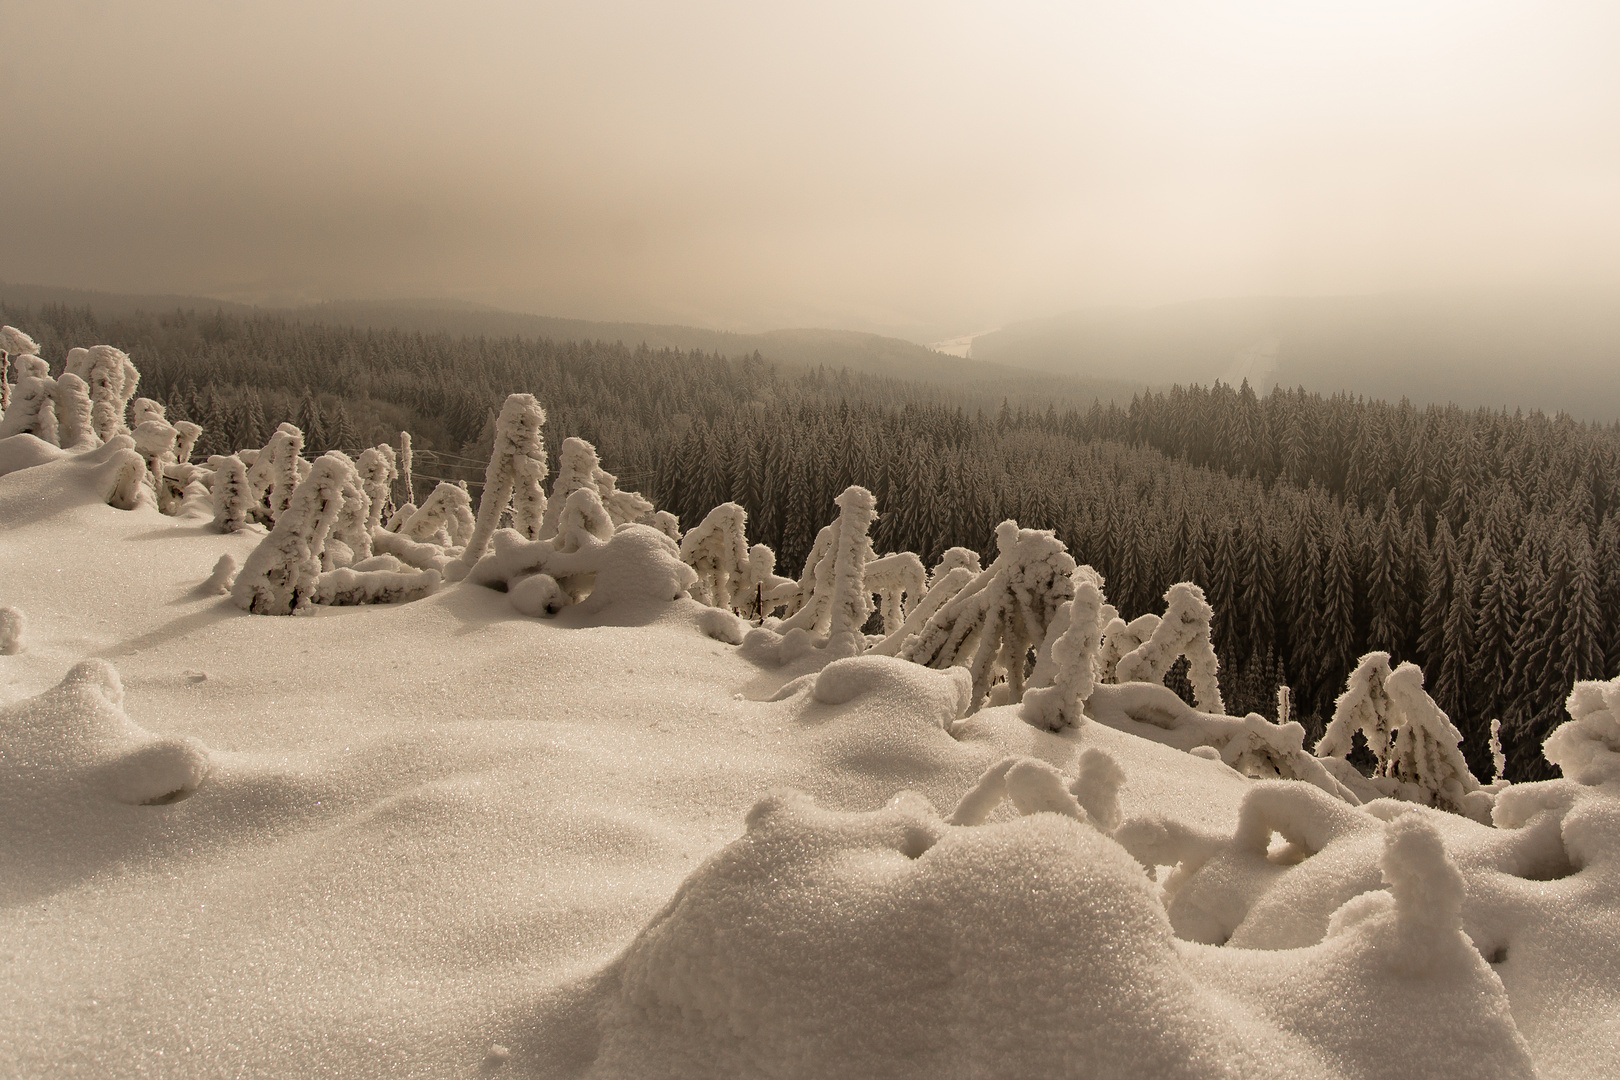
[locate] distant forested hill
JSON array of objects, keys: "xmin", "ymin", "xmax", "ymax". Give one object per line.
[
  {"xmin": 3, "ymin": 297, "xmax": 1617, "ymax": 783},
  {"xmin": 0, "ymin": 282, "xmax": 1143, "ymax": 398},
  {"xmin": 970, "ymin": 292, "xmax": 1620, "ymax": 422}
]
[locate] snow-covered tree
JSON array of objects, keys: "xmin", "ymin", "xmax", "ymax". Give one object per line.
[
  {"xmin": 540, "ymin": 436, "xmax": 601, "ymax": 541},
  {"xmin": 1020, "ymin": 564, "xmax": 1108, "ymax": 731},
  {"xmin": 402, "ymin": 482, "xmax": 475, "ymax": 547},
  {"xmin": 900, "ymin": 520, "xmax": 1078, "ymax": 712},
  {"xmin": 1316, "ymin": 651, "xmax": 1486, "ymax": 818},
  {"xmin": 355, "ymin": 445, "xmax": 398, "ymax": 532},
  {"xmin": 50, "ymin": 373, "xmax": 97, "ymax": 450},
  {"xmin": 466, "ymin": 522, "xmax": 698, "ymax": 619},
  {"xmin": 129, "ymin": 397, "xmax": 166, "ymax": 429},
  {"xmin": 1114, "ymin": 582, "xmax": 1225, "ymax": 714},
  {"xmin": 0, "ymin": 355, "xmax": 58, "ymax": 444},
  {"xmin": 63, "ymin": 345, "xmax": 140, "ymax": 443},
  {"xmin": 868, "ymin": 563, "xmax": 976, "ymax": 657},
  {"xmin": 0, "ymin": 326, "xmax": 41, "ymax": 416},
  {"xmin": 776, "ymin": 486, "xmax": 879, "ymax": 648},
  {"xmin": 865, "ymin": 551, "xmax": 927, "ymax": 635},
  {"xmin": 245, "ymin": 423, "xmax": 306, "ymax": 524},
  {"xmin": 233, "ymin": 453, "xmax": 351, "ymax": 613},
  {"xmin": 1096, "ymin": 613, "xmax": 1159, "ymax": 684},
  {"xmin": 552, "ymin": 487, "xmax": 615, "ymax": 556},
  {"xmin": 132, "ymin": 418, "xmax": 180, "ymax": 512},
  {"xmin": 211, "ymin": 455, "xmax": 253, "ymax": 533},
  {"xmin": 735, "ymin": 543, "xmax": 794, "ymax": 620},
  {"xmin": 451, "ymin": 394, "xmax": 548, "ymax": 576},
  {"xmin": 398, "ymin": 430, "xmax": 414, "ymax": 506},
  {"xmin": 680, "ymin": 502, "xmax": 751, "ymax": 610},
  {"xmin": 172, "ymin": 420, "xmax": 202, "ymax": 465},
  {"xmin": 1543, "ymin": 675, "xmax": 1620, "ymax": 785}
]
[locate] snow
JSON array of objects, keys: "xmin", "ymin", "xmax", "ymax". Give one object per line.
[{"xmin": 2, "ymin": 424, "xmax": 1618, "ymax": 1080}]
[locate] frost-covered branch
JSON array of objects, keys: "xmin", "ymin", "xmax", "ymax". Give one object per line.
[{"xmin": 1114, "ymin": 583, "xmax": 1225, "ymax": 714}]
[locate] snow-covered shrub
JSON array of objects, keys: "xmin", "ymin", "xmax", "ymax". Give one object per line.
[
  {"xmin": 899, "ymin": 520, "xmax": 1077, "ymax": 712},
  {"xmin": 0, "ymin": 325, "xmax": 40, "ymax": 417},
  {"xmin": 865, "ymin": 551, "xmax": 927, "ymax": 635},
  {"xmin": 370, "ymin": 528, "xmax": 456, "ymax": 573},
  {"xmin": 735, "ymin": 543, "xmax": 793, "ymax": 620},
  {"xmin": 774, "ymin": 485, "xmax": 879, "ymax": 649},
  {"xmin": 466, "ymin": 523, "xmax": 698, "ymax": 620},
  {"xmin": 1324, "ymin": 814, "xmax": 1474, "ymax": 977},
  {"xmin": 539, "ymin": 436, "xmax": 600, "ymax": 540},
  {"xmin": 948, "ymin": 750, "xmax": 1124, "ymax": 832},
  {"xmin": 233, "ymin": 452, "xmax": 353, "ymax": 613},
  {"xmin": 63, "ymin": 345, "xmax": 140, "ymax": 443},
  {"xmin": 355, "ymin": 445, "xmax": 398, "ymax": 531},
  {"xmin": 49, "ymin": 373, "xmax": 97, "ymax": 450},
  {"xmin": 1316, "ymin": 652, "xmax": 1487, "ymax": 820},
  {"xmin": 680, "ymin": 502, "xmax": 750, "ymax": 610},
  {"xmin": 231, "ymin": 451, "xmax": 430, "ymax": 614},
  {"xmin": 647, "ymin": 510, "xmax": 681, "ymax": 541},
  {"xmin": 1543, "ymin": 675, "xmax": 1620, "ymax": 786},
  {"xmin": 0, "ymin": 357, "xmax": 58, "ymax": 444},
  {"xmin": 1114, "ymin": 583, "xmax": 1225, "ymax": 714},
  {"xmin": 90, "ymin": 435, "xmax": 148, "ymax": 510},
  {"xmin": 552, "ymin": 488, "xmax": 615, "ymax": 561},
  {"xmin": 402, "ymin": 482, "xmax": 475, "ymax": 547},
  {"xmin": 0, "ymin": 605, "xmax": 25, "ymax": 654},
  {"xmin": 129, "ymin": 397, "xmax": 166, "ymax": 428},
  {"xmin": 452, "ymin": 394, "xmax": 548, "ymax": 576},
  {"xmin": 776, "ymin": 524, "xmax": 832, "ymax": 618},
  {"xmin": 132, "ymin": 418, "xmax": 179, "ymax": 508},
  {"xmin": 1084, "ymin": 680, "xmax": 1360, "ymax": 803},
  {"xmin": 245, "ymin": 423, "xmax": 305, "ymax": 524},
  {"xmin": 172, "ymin": 420, "xmax": 202, "ymax": 465},
  {"xmin": 326, "ymin": 452, "xmax": 374, "ymax": 565},
  {"xmin": 1021, "ymin": 564, "xmax": 1108, "ymax": 731},
  {"xmin": 210, "ymin": 455, "xmax": 253, "ymax": 533}
]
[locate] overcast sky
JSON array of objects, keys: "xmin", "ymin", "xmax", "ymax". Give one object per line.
[{"xmin": 2, "ymin": 1, "xmax": 1617, "ymax": 339}]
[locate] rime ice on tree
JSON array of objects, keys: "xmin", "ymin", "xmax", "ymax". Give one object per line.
[
  {"xmin": 900, "ymin": 520, "xmax": 1077, "ymax": 712},
  {"xmin": 864, "ymin": 551, "xmax": 926, "ymax": 636},
  {"xmin": 775, "ymin": 486, "xmax": 879, "ymax": 649},
  {"xmin": 680, "ymin": 502, "xmax": 751, "ymax": 610},
  {"xmin": 450, "ymin": 394, "xmax": 548, "ymax": 578},
  {"xmin": 63, "ymin": 345, "xmax": 140, "ymax": 443},
  {"xmin": 1020, "ymin": 564, "xmax": 1109, "ymax": 731},
  {"xmin": 1114, "ymin": 583, "xmax": 1225, "ymax": 714},
  {"xmin": 1316, "ymin": 651, "xmax": 1487, "ymax": 820}
]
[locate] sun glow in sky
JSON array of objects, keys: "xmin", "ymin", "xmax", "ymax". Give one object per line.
[{"xmin": 2, "ymin": 1, "xmax": 1616, "ymax": 337}]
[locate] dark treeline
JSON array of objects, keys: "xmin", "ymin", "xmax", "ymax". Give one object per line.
[{"xmin": 8, "ymin": 300, "xmax": 1619, "ymax": 781}]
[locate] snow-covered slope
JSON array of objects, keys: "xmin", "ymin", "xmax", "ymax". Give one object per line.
[{"xmin": 2, "ymin": 445, "xmax": 1617, "ymax": 1079}]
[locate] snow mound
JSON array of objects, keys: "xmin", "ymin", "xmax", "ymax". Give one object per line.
[
  {"xmin": 570, "ymin": 784, "xmax": 1534, "ymax": 1079},
  {"xmin": 0, "ymin": 659, "xmax": 212, "ymax": 809},
  {"xmin": 467, "ymin": 523, "xmax": 698, "ymax": 624},
  {"xmin": 0, "ymin": 432, "xmax": 69, "ymax": 477}
]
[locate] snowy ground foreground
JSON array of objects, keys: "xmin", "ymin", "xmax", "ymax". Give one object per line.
[{"xmin": 2, "ymin": 449, "xmax": 1617, "ymax": 1079}]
